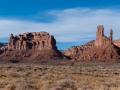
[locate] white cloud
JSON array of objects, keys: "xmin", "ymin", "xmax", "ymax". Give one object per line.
[{"xmin": 0, "ymin": 8, "xmax": 120, "ymax": 42}]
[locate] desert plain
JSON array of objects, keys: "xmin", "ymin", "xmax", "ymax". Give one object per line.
[{"xmin": 0, "ymin": 62, "xmax": 119, "ymax": 90}]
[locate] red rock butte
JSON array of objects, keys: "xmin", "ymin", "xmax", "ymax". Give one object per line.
[
  {"xmin": 95, "ymin": 25, "xmax": 113, "ymax": 46},
  {"xmin": 63, "ymin": 25, "xmax": 120, "ymax": 62},
  {"xmin": 0, "ymin": 32, "xmax": 66, "ymax": 61},
  {"xmin": 8, "ymin": 32, "xmax": 57, "ymax": 50}
]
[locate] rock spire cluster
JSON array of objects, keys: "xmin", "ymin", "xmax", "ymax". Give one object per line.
[{"xmin": 95, "ymin": 25, "xmax": 113, "ymax": 46}]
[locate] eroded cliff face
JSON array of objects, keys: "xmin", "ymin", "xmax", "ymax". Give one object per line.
[
  {"xmin": 8, "ymin": 32, "xmax": 57, "ymax": 50},
  {"xmin": 78, "ymin": 44, "xmax": 120, "ymax": 61},
  {"xmin": 95, "ymin": 25, "xmax": 113, "ymax": 46},
  {"xmin": 62, "ymin": 40, "xmax": 95, "ymax": 59},
  {"xmin": 113, "ymin": 39, "xmax": 120, "ymax": 48},
  {"xmin": 0, "ymin": 32, "xmax": 66, "ymax": 61},
  {"xmin": 0, "ymin": 43, "xmax": 8, "ymax": 53},
  {"xmin": 63, "ymin": 25, "xmax": 120, "ymax": 61}
]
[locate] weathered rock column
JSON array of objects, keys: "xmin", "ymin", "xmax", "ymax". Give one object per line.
[{"xmin": 95, "ymin": 25, "xmax": 113, "ymax": 46}]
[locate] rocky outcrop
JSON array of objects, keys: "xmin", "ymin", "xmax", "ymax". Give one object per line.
[
  {"xmin": 63, "ymin": 25, "xmax": 120, "ymax": 62},
  {"xmin": 0, "ymin": 32, "xmax": 66, "ymax": 61},
  {"xmin": 62, "ymin": 40, "xmax": 95, "ymax": 59},
  {"xmin": 78, "ymin": 44, "xmax": 120, "ymax": 61},
  {"xmin": 0, "ymin": 43, "xmax": 7, "ymax": 48},
  {"xmin": 113, "ymin": 39, "xmax": 120, "ymax": 48},
  {"xmin": 0, "ymin": 43, "xmax": 8, "ymax": 53},
  {"xmin": 0, "ymin": 49, "xmax": 65, "ymax": 61},
  {"xmin": 95, "ymin": 25, "xmax": 113, "ymax": 46},
  {"xmin": 8, "ymin": 32, "xmax": 57, "ymax": 50},
  {"xmin": 0, "ymin": 43, "xmax": 4, "ymax": 48}
]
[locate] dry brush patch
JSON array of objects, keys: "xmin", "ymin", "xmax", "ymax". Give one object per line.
[{"xmin": 0, "ymin": 62, "xmax": 119, "ymax": 90}]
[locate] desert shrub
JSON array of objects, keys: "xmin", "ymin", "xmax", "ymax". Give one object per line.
[
  {"xmin": 0, "ymin": 80, "xmax": 8, "ymax": 88},
  {"xmin": 40, "ymin": 83, "xmax": 51, "ymax": 90},
  {"xmin": 70, "ymin": 62, "xmax": 75, "ymax": 66},
  {"xmin": 15, "ymin": 83, "xmax": 37, "ymax": 90},
  {"xmin": 77, "ymin": 83, "xmax": 94, "ymax": 90},
  {"xmin": 4, "ymin": 84, "xmax": 15, "ymax": 90},
  {"xmin": 49, "ymin": 86, "xmax": 63, "ymax": 90},
  {"xmin": 0, "ymin": 74, "xmax": 7, "ymax": 78},
  {"xmin": 56, "ymin": 79, "xmax": 76, "ymax": 90},
  {"xmin": 7, "ymin": 72, "xmax": 20, "ymax": 78},
  {"xmin": 18, "ymin": 72, "xmax": 31, "ymax": 77},
  {"xmin": 41, "ymin": 73, "xmax": 53, "ymax": 80}
]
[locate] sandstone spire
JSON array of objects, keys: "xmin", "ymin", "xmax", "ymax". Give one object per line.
[
  {"xmin": 110, "ymin": 29, "xmax": 113, "ymax": 40},
  {"xmin": 96, "ymin": 25, "xmax": 104, "ymax": 37},
  {"xmin": 95, "ymin": 25, "xmax": 113, "ymax": 46}
]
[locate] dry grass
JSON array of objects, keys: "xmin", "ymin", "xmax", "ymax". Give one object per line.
[{"xmin": 0, "ymin": 62, "xmax": 119, "ymax": 90}]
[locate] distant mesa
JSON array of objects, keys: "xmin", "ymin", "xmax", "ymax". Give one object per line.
[
  {"xmin": 8, "ymin": 32, "xmax": 57, "ymax": 50},
  {"xmin": 0, "ymin": 32, "xmax": 66, "ymax": 61}
]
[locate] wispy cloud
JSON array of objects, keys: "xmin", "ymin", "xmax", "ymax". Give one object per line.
[{"xmin": 0, "ymin": 8, "xmax": 120, "ymax": 42}]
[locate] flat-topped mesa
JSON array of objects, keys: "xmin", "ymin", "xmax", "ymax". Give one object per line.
[
  {"xmin": 95, "ymin": 25, "xmax": 113, "ymax": 46},
  {"xmin": 8, "ymin": 31, "xmax": 57, "ymax": 50}
]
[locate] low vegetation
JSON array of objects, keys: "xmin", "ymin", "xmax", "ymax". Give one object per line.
[{"xmin": 0, "ymin": 62, "xmax": 119, "ymax": 90}]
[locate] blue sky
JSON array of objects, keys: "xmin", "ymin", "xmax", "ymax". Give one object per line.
[{"xmin": 0, "ymin": 0, "xmax": 120, "ymax": 50}]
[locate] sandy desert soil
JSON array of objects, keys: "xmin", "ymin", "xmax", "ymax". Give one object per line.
[{"xmin": 0, "ymin": 62, "xmax": 120, "ymax": 90}]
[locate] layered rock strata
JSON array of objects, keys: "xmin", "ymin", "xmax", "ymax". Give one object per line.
[
  {"xmin": 8, "ymin": 32, "xmax": 57, "ymax": 50},
  {"xmin": 0, "ymin": 32, "xmax": 66, "ymax": 61},
  {"xmin": 63, "ymin": 25, "xmax": 120, "ymax": 61}
]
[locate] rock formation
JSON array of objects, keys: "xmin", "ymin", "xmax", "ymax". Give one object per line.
[
  {"xmin": 78, "ymin": 44, "xmax": 120, "ymax": 62},
  {"xmin": 113, "ymin": 39, "xmax": 120, "ymax": 48},
  {"xmin": 0, "ymin": 25, "xmax": 120, "ymax": 62},
  {"xmin": 95, "ymin": 25, "xmax": 113, "ymax": 46},
  {"xmin": 8, "ymin": 32, "xmax": 57, "ymax": 50},
  {"xmin": 0, "ymin": 43, "xmax": 8, "ymax": 53},
  {"xmin": 0, "ymin": 32, "xmax": 66, "ymax": 61},
  {"xmin": 62, "ymin": 40, "xmax": 95, "ymax": 59},
  {"xmin": 63, "ymin": 25, "xmax": 120, "ymax": 62}
]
